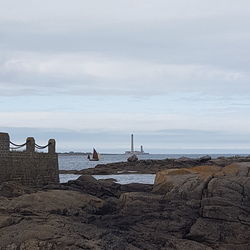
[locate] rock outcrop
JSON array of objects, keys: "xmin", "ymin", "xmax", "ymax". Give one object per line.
[
  {"xmin": 152, "ymin": 162, "xmax": 250, "ymax": 249},
  {"xmin": 60, "ymin": 155, "xmax": 250, "ymax": 175},
  {"xmin": 0, "ymin": 159, "xmax": 250, "ymax": 249},
  {"xmin": 127, "ymin": 154, "xmax": 138, "ymax": 162}
]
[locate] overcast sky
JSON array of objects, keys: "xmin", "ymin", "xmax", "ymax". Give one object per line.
[{"xmin": 1, "ymin": 0, "xmax": 250, "ymax": 153}]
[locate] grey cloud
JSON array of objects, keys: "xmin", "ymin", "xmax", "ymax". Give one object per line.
[
  {"xmin": 0, "ymin": 1, "xmax": 250, "ymax": 97},
  {"xmin": 0, "ymin": 50, "xmax": 249, "ymax": 97}
]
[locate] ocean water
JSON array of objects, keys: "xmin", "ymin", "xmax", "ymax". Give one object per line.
[
  {"xmin": 59, "ymin": 174, "xmax": 156, "ymax": 185},
  {"xmin": 58, "ymin": 153, "xmax": 243, "ymax": 184},
  {"xmin": 59, "ymin": 154, "xmax": 167, "ymax": 184}
]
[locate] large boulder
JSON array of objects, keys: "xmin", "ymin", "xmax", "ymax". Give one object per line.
[
  {"xmin": 127, "ymin": 154, "xmax": 138, "ymax": 162},
  {"xmin": 215, "ymin": 162, "xmax": 250, "ymax": 177},
  {"xmin": 153, "ymin": 163, "xmax": 250, "ymax": 247},
  {"xmin": 65, "ymin": 175, "xmax": 121, "ymax": 198},
  {"xmin": 199, "ymin": 155, "xmax": 212, "ymax": 163},
  {"xmin": 153, "ymin": 165, "xmax": 222, "ymax": 199},
  {"xmin": 0, "ymin": 190, "xmax": 106, "ymax": 250},
  {"xmin": 2, "ymin": 190, "xmax": 105, "ymax": 215}
]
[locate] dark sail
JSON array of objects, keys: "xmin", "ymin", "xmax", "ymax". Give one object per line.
[{"xmin": 92, "ymin": 148, "xmax": 99, "ymax": 160}]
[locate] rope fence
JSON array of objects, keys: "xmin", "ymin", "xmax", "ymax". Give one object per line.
[
  {"xmin": 0, "ymin": 133, "xmax": 56, "ymax": 154},
  {"xmin": 9, "ymin": 140, "xmax": 53, "ymax": 151},
  {"xmin": 10, "ymin": 141, "xmax": 28, "ymax": 150},
  {"xmin": 35, "ymin": 143, "xmax": 51, "ymax": 150}
]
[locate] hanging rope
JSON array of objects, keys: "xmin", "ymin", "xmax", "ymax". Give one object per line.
[
  {"xmin": 10, "ymin": 141, "xmax": 27, "ymax": 147},
  {"xmin": 9, "ymin": 140, "xmax": 51, "ymax": 151},
  {"xmin": 9, "ymin": 141, "xmax": 27, "ymax": 150},
  {"xmin": 35, "ymin": 142, "xmax": 51, "ymax": 149},
  {"xmin": 10, "ymin": 146, "xmax": 25, "ymax": 150}
]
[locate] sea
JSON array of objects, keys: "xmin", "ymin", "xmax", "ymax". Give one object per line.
[{"xmin": 59, "ymin": 153, "xmax": 245, "ymax": 184}]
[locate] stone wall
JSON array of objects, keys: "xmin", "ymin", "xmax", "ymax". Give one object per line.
[{"xmin": 0, "ymin": 132, "xmax": 59, "ymax": 187}]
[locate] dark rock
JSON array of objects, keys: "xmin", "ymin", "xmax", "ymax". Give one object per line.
[
  {"xmin": 1, "ymin": 158, "xmax": 250, "ymax": 249},
  {"xmin": 65, "ymin": 175, "xmax": 121, "ymax": 199},
  {"xmin": 199, "ymin": 155, "xmax": 212, "ymax": 162},
  {"xmin": 0, "ymin": 181, "xmax": 34, "ymax": 198},
  {"xmin": 127, "ymin": 154, "xmax": 138, "ymax": 162},
  {"xmin": 121, "ymin": 183, "xmax": 153, "ymax": 193}
]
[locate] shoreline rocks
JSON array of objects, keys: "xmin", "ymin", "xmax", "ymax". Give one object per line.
[
  {"xmin": 0, "ymin": 157, "xmax": 250, "ymax": 249},
  {"xmin": 59, "ymin": 155, "xmax": 250, "ymax": 176}
]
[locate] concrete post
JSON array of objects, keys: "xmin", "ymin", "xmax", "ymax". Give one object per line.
[
  {"xmin": 26, "ymin": 137, "xmax": 35, "ymax": 153},
  {"xmin": 0, "ymin": 132, "xmax": 10, "ymax": 152},
  {"xmin": 48, "ymin": 139, "xmax": 56, "ymax": 154}
]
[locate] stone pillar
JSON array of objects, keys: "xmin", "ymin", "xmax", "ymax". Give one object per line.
[
  {"xmin": 26, "ymin": 137, "xmax": 35, "ymax": 153},
  {"xmin": 48, "ymin": 139, "xmax": 56, "ymax": 154},
  {"xmin": 0, "ymin": 132, "xmax": 10, "ymax": 153}
]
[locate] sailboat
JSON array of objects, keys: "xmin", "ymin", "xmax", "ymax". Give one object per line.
[{"xmin": 88, "ymin": 148, "xmax": 99, "ymax": 161}]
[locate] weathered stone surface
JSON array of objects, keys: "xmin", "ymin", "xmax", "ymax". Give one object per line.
[
  {"xmin": 64, "ymin": 175, "xmax": 121, "ymax": 198},
  {"xmin": 153, "ymin": 165, "xmax": 222, "ymax": 199},
  {"xmin": 0, "ymin": 151, "xmax": 59, "ymax": 187},
  {"xmin": 199, "ymin": 155, "xmax": 212, "ymax": 163},
  {"xmin": 120, "ymin": 183, "xmax": 153, "ymax": 193},
  {"xmin": 187, "ymin": 218, "xmax": 250, "ymax": 245},
  {"xmin": 1, "ymin": 159, "xmax": 250, "ymax": 249},
  {"xmin": 154, "ymin": 162, "xmax": 250, "ymax": 248},
  {"xmin": 0, "ymin": 181, "xmax": 33, "ymax": 198},
  {"xmin": 127, "ymin": 154, "xmax": 138, "ymax": 162},
  {"xmin": 215, "ymin": 162, "xmax": 250, "ymax": 177}
]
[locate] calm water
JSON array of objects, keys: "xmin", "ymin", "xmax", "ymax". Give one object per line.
[
  {"xmin": 59, "ymin": 173, "xmax": 156, "ymax": 185},
  {"xmin": 58, "ymin": 153, "xmax": 244, "ymax": 184}
]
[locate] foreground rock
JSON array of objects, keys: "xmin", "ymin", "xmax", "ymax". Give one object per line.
[
  {"xmin": 0, "ymin": 160, "xmax": 250, "ymax": 249},
  {"xmin": 153, "ymin": 162, "xmax": 250, "ymax": 248}
]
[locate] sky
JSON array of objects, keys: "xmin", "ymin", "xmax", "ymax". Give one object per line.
[{"xmin": 1, "ymin": 0, "xmax": 250, "ymax": 153}]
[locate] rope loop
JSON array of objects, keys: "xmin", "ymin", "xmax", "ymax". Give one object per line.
[
  {"xmin": 35, "ymin": 142, "xmax": 51, "ymax": 149},
  {"xmin": 10, "ymin": 141, "xmax": 27, "ymax": 147},
  {"xmin": 9, "ymin": 141, "xmax": 51, "ymax": 151},
  {"xmin": 9, "ymin": 141, "xmax": 27, "ymax": 150}
]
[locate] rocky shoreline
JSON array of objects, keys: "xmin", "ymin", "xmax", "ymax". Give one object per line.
[
  {"xmin": 0, "ymin": 156, "xmax": 250, "ymax": 249},
  {"xmin": 59, "ymin": 155, "xmax": 250, "ymax": 175}
]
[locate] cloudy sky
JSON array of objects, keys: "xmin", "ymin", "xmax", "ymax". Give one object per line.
[{"xmin": 1, "ymin": 0, "xmax": 250, "ymax": 153}]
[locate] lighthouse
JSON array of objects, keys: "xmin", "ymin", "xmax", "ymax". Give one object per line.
[
  {"xmin": 131, "ymin": 134, "xmax": 134, "ymax": 153},
  {"xmin": 125, "ymin": 134, "xmax": 149, "ymax": 154}
]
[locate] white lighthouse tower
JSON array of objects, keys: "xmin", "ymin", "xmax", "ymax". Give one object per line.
[
  {"xmin": 131, "ymin": 134, "xmax": 134, "ymax": 153},
  {"xmin": 125, "ymin": 134, "xmax": 148, "ymax": 155}
]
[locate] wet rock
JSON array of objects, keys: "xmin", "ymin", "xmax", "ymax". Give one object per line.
[
  {"xmin": 65, "ymin": 175, "xmax": 121, "ymax": 198},
  {"xmin": 199, "ymin": 155, "xmax": 212, "ymax": 163},
  {"xmin": 127, "ymin": 154, "xmax": 138, "ymax": 162}
]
